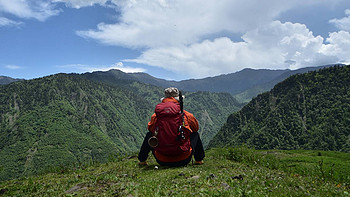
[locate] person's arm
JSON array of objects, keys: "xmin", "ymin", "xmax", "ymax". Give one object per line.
[
  {"xmin": 184, "ymin": 110, "xmax": 199, "ymax": 132},
  {"xmin": 147, "ymin": 113, "xmax": 157, "ymax": 132}
]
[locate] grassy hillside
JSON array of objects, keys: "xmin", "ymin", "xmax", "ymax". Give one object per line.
[
  {"xmin": 209, "ymin": 65, "xmax": 350, "ymax": 151},
  {"xmin": 0, "ymin": 147, "xmax": 349, "ymax": 196}
]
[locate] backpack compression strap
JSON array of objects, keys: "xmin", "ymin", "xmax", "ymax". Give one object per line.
[{"xmin": 178, "ymin": 91, "xmax": 186, "ymax": 140}]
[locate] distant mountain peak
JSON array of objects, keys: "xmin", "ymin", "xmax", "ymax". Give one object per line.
[{"xmin": 0, "ymin": 76, "xmax": 23, "ymax": 85}]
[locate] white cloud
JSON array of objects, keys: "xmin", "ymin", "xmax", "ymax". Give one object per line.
[
  {"xmin": 52, "ymin": 0, "xmax": 109, "ymax": 9},
  {"xmin": 0, "ymin": 0, "xmax": 60, "ymax": 21},
  {"xmin": 329, "ymin": 9, "xmax": 350, "ymax": 31},
  {"xmin": 5, "ymin": 65, "xmax": 22, "ymax": 69},
  {"xmin": 323, "ymin": 31, "xmax": 350, "ymax": 62},
  {"xmin": 75, "ymin": 0, "xmax": 350, "ymax": 79},
  {"xmin": 57, "ymin": 62, "xmax": 146, "ymax": 73},
  {"xmin": 0, "ymin": 17, "xmax": 23, "ymax": 27},
  {"xmin": 77, "ymin": 0, "xmax": 315, "ymax": 48},
  {"xmin": 126, "ymin": 21, "xmax": 347, "ymax": 78}
]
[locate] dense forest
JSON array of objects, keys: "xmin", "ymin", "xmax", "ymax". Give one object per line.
[
  {"xmin": 0, "ymin": 73, "xmax": 240, "ymax": 181},
  {"xmin": 0, "ymin": 74, "xmax": 153, "ymax": 181},
  {"xmin": 209, "ymin": 65, "xmax": 350, "ymax": 152}
]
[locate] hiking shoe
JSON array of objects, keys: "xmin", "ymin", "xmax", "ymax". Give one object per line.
[
  {"xmin": 194, "ymin": 161, "xmax": 204, "ymax": 165},
  {"xmin": 138, "ymin": 161, "xmax": 148, "ymax": 166}
]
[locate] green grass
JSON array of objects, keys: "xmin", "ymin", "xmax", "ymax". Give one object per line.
[
  {"xmin": 227, "ymin": 146, "xmax": 350, "ymax": 185},
  {"xmin": 0, "ymin": 148, "xmax": 349, "ymax": 196}
]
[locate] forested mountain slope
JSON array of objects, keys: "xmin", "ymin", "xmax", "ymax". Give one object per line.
[
  {"xmin": 209, "ymin": 65, "xmax": 350, "ymax": 152},
  {"xmin": 184, "ymin": 91, "xmax": 241, "ymax": 146},
  {"xmin": 0, "ymin": 74, "xmax": 154, "ymax": 181}
]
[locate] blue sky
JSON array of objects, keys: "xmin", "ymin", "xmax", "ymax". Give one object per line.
[{"xmin": 1, "ymin": 0, "xmax": 350, "ymax": 81}]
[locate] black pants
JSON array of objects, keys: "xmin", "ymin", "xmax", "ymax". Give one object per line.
[{"xmin": 138, "ymin": 131, "xmax": 205, "ymax": 167}]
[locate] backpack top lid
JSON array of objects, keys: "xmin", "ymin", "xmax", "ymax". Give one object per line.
[{"xmin": 155, "ymin": 101, "xmax": 181, "ymax": 118}]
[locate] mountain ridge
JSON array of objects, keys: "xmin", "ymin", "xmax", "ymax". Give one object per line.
[{"xmin": 83, "ymin": 64, "xmax": 341, "ymax": 102}]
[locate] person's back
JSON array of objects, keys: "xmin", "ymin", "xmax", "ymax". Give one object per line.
[
  {"xmin": 153, "ymin": 100, "xmax": 191, "ymax": 156},
  {"xmin": 138, "ymin": 87, "xmax": 205, "ymax": 166}
]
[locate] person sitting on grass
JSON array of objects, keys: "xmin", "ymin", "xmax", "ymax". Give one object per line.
[{"xmin": 138, "ymin": 87, "xmax": 205, "ymax": 167}]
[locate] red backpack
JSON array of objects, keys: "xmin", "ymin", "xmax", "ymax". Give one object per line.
[{"xmin": 153, "ymin": 101, "xmax": 191, "ymax": 156}]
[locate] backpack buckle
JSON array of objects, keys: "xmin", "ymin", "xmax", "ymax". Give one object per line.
[{"xmin": 177, "ymin": 125, "xmax": 186, "ymax": 140}]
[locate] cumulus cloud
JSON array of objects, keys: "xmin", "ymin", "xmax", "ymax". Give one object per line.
[
  {"xmin": 77, "ymin": 0, "xmax": 314, "ymax": 48},
  {"xmin": 329, "ymin": 9, "xmax": 350, "ymax": 31},
  {"xmin": 0, "ymin": 17, "xmax": 23, "ymax": 27},
  {"xmin": 323, "ymin": 31, "xmax": 350, "ymax": 61},
  {"xmin": 126, "ymin": 21, "xmax": 347, "ymax": 78},
  {"xmin": 57, "ymin": 62, "xmax": 146, "ymax": 73},
  {"xmin": 0, "ymin": 0, "xmax": 60, "ymax": 21}
]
